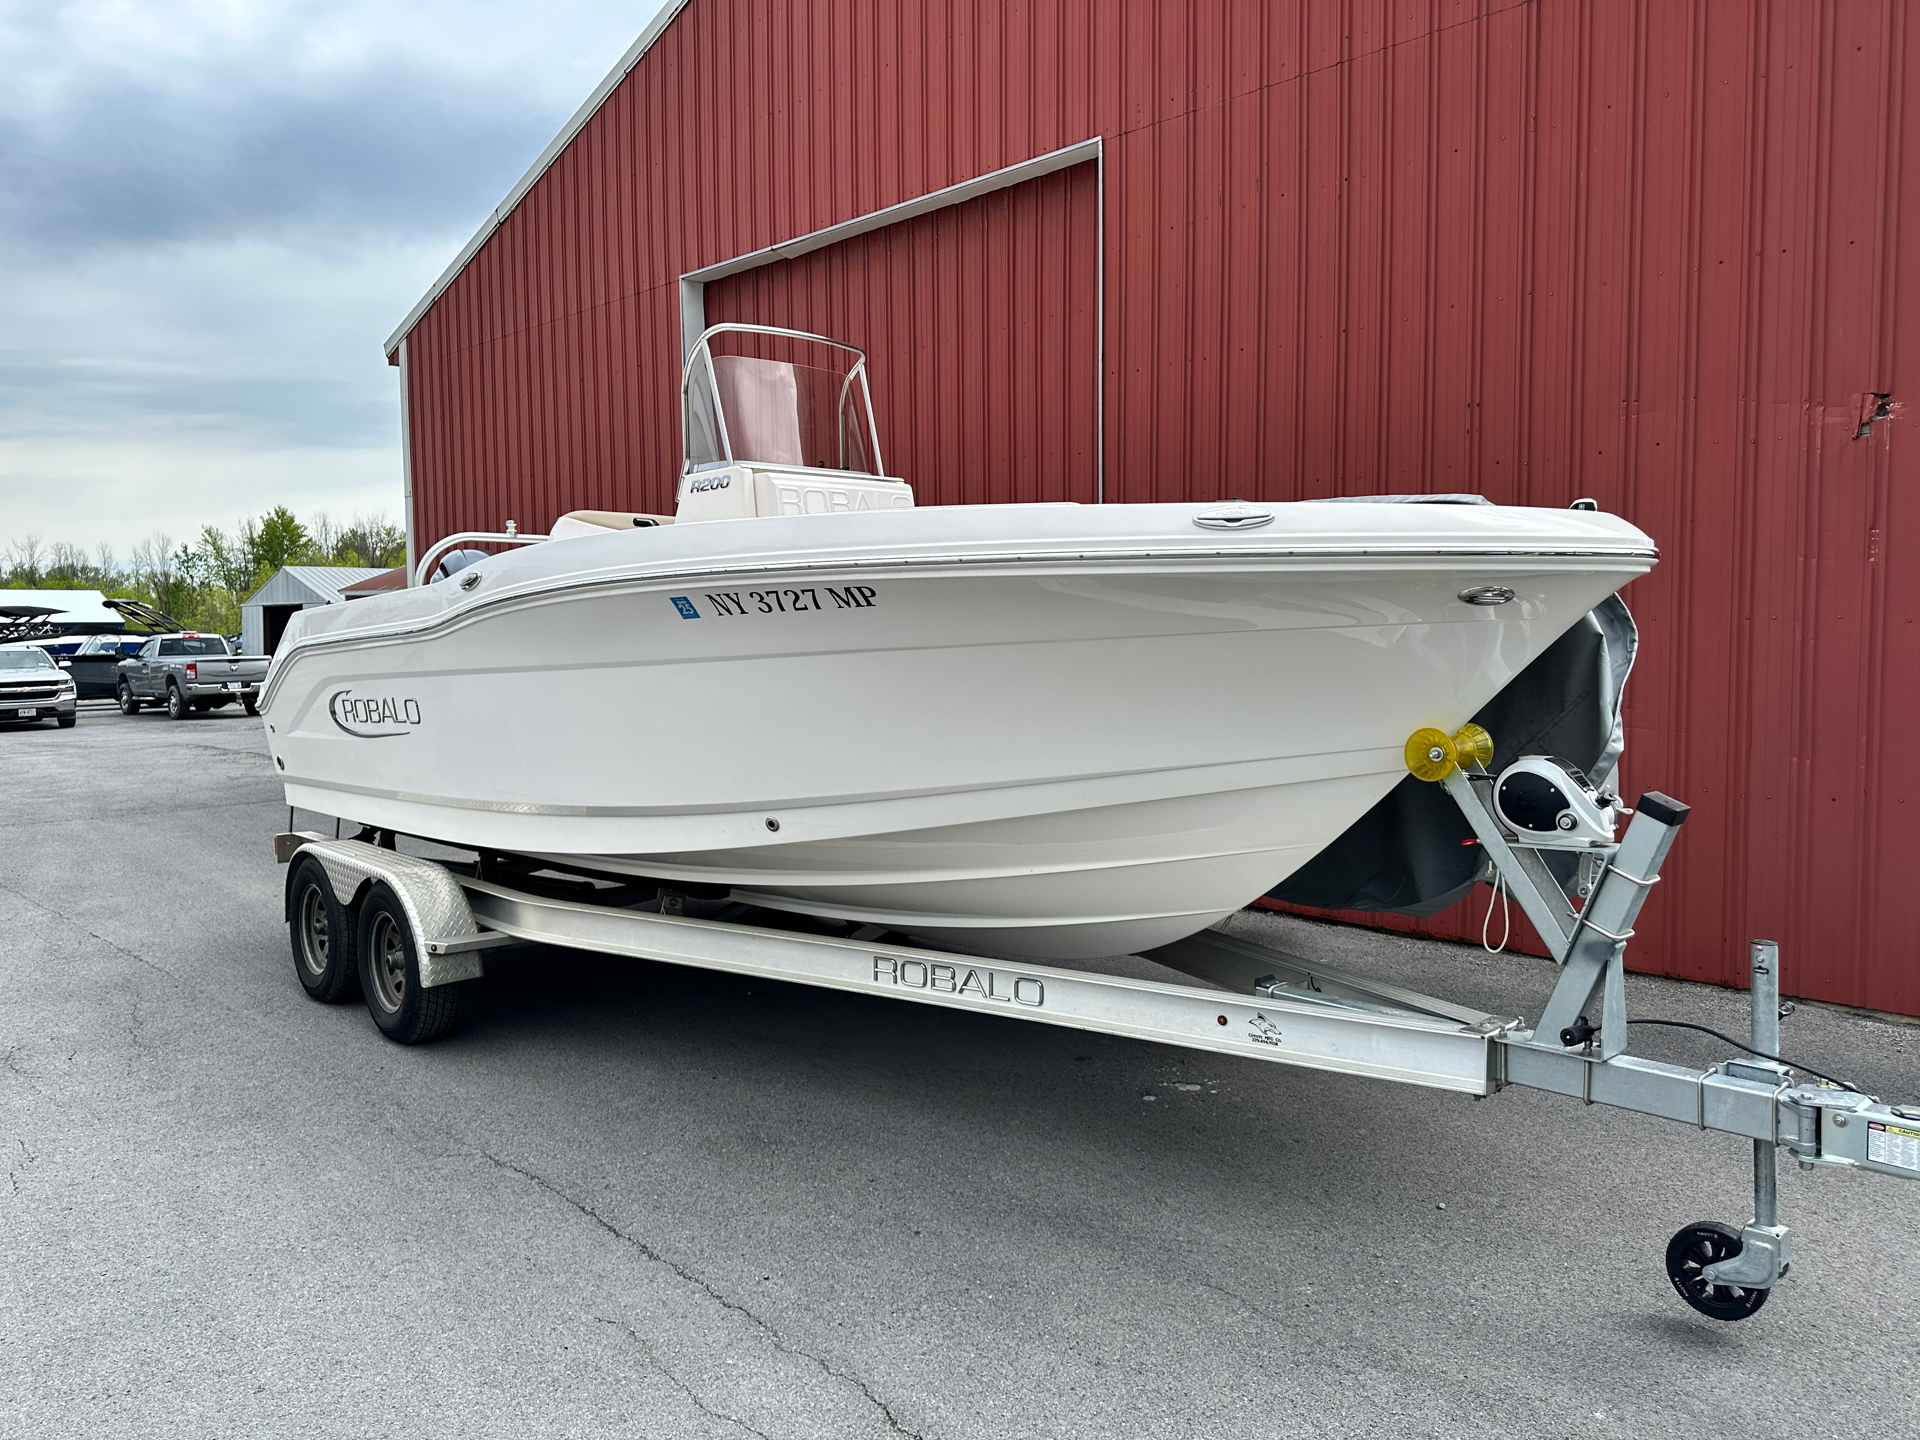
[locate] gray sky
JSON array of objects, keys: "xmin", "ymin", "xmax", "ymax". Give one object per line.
[{"xmin": 0, "ymin": 0, "xmax": 667, "ymax": 557}]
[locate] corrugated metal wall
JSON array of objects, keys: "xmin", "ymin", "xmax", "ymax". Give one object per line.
[{"xmin": 400, "ymin": 0, "xmax": 1917, "ymax": 1013}]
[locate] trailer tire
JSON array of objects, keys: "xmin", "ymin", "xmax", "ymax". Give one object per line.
[
  {"xmin": 356, "ymin": 885, "xmax": 462, "ymax": 1045},
  {"xmin": 287, "ymin": 856, "xmax": 360, "ymax": 1003},
  {"xmin": 243, "ymin": 696, "xmax": 260, "ymax": 716},
  {"xmin": 1665, "ymin": 1221, "xmax": 1770, "ymax": 1321}
]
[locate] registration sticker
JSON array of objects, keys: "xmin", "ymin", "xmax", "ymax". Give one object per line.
[{"xmin": 670, "ymin": 596, "xmax": 701, "ymax": 619}]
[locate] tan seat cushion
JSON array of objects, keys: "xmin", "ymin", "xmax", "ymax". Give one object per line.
[{"xmin": 559, "ymin": 509, "xmax": 674, "ymax": 530}]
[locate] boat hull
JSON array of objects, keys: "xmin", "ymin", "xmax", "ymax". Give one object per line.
[{"xmin": 263, "ymin": 503, "xmax": 1655, "ymax": 958}]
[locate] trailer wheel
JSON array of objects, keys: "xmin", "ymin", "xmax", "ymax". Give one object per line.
[
  {"xmin": 243, "ymin": 696, "xmax": 260, "ymax": 716},
  {"xmin": 287, "ymin": 856, "xmax": 360, "ymax": 1003},
  {"xmin": 1666, "ymin": 1221, "xmax": 1770, "ymax": 1321},
  {"xmin": 356, "ymin": 885, "xmax": 462, "ymax": 1045}
]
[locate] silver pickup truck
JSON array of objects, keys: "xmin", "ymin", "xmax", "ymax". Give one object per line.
[{"xmin": 116, "ymin": 633, "xmax": 269, "ymax": 720}]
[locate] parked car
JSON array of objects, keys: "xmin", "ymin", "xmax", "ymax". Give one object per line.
[
  {"xmin": 0, "ymin": 647, "xmax": 78, "ymax": 728},
  {"xmin": 117, "ymin": 634, "xmax": 270, "ymax": 719},
  {"xmin": 65, "ymin": 633, "xmax": 144, "ymax": 699}
]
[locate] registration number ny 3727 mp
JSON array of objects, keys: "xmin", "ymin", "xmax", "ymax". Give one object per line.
[{"xmin": 671, "ymin": 585, "xmax": 879, "ymax": 619}]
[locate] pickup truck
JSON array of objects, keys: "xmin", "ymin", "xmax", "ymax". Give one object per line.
[{"xmin": 117, "ymin": 634, "xmax": 269, "ymax": 720}]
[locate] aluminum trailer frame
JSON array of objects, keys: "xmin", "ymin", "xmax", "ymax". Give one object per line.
[{"xmin": 273, "ymin": 756, "xmax": 1920, "ymax": 1322}]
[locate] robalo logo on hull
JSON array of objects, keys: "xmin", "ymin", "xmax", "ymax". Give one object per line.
[{"xmin": 329, "ymin": 690, "xmax": 422, "ymax": 738}]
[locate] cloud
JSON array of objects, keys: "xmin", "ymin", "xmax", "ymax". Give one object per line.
[
  {"xmin": 0, "ymin": 425, "xmax": 401, "ymax": 556},
  {"xmin": 0, "ymin": 0, "xmax": 667, "ymax": 554},
  {"xmin": 0, "ymin": 71, "xmax": 553, "ymax": 252},
  {"xmin": 1, "ymin": 232, "xmax": 458, "ymax": 445},
  {"xmin": 0, "ymin": 0, "xmax": 644, "ymax": 249}
]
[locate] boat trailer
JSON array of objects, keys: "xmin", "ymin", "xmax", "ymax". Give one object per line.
[{"xmin": 274, "ymin": 731, "xmax": 1918, "ymax": 1322}]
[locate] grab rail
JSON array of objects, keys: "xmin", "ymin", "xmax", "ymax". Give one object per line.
[{"xmin": 413, "ymin": 530, "xmax": 550, "ymax": 588}]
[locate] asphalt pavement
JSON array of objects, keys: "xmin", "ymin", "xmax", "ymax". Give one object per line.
[{"xmin": 2, "ymin": 703, "xmax": 1916, "ymax": 1439}]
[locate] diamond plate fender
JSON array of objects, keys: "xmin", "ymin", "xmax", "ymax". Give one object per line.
[{"xmin": 290, "ymin": 839, "xmax": 484, "ymax": 988}]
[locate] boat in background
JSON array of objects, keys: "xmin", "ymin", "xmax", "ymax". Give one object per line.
[{"xmin": 261, "ymin": 326, "xmax": 1656, "ymax": 959}]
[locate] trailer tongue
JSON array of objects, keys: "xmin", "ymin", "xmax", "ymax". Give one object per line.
[{"xmin": 272, "ymin": 728, "xmax": 1917, "ymax": 1322}]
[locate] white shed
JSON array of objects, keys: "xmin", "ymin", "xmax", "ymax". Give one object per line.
[{"xmin": 242, "ymin": 566, "xmax": 387, "ymax": 656}]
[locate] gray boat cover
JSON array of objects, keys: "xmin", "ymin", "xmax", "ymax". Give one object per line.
[{"xmin": 1267, "ymin": 503, "xmax": 1638, "ymax": 917}]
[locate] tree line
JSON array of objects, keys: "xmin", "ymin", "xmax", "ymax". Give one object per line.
[{"xmin": 2, "ymin": 507, "xmax": 406, "ymax": 635}]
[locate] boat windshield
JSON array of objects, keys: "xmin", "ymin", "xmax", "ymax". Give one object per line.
[{"xmin": 684, "ymin": 326, "xmax": 883, "ymax": 476}]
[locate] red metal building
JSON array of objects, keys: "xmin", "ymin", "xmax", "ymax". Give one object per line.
[{"xmin": 385, "ymin": 0, "xmax": 1917, "ymax": 1014}]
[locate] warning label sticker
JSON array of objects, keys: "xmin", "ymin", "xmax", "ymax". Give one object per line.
[{"xmin": 1867, "ymin": 1121, "xmax": 1920, "ymax": 1172}]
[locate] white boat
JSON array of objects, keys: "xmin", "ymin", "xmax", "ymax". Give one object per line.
[{"xmin": 262, "ymin": 326, "xmax": 1655, "ymax": 959}]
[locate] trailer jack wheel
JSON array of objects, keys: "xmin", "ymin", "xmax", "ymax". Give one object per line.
[{"xmin": 1666, "ymin": 1222, "xmax": 1771, "ymax": 1321}]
